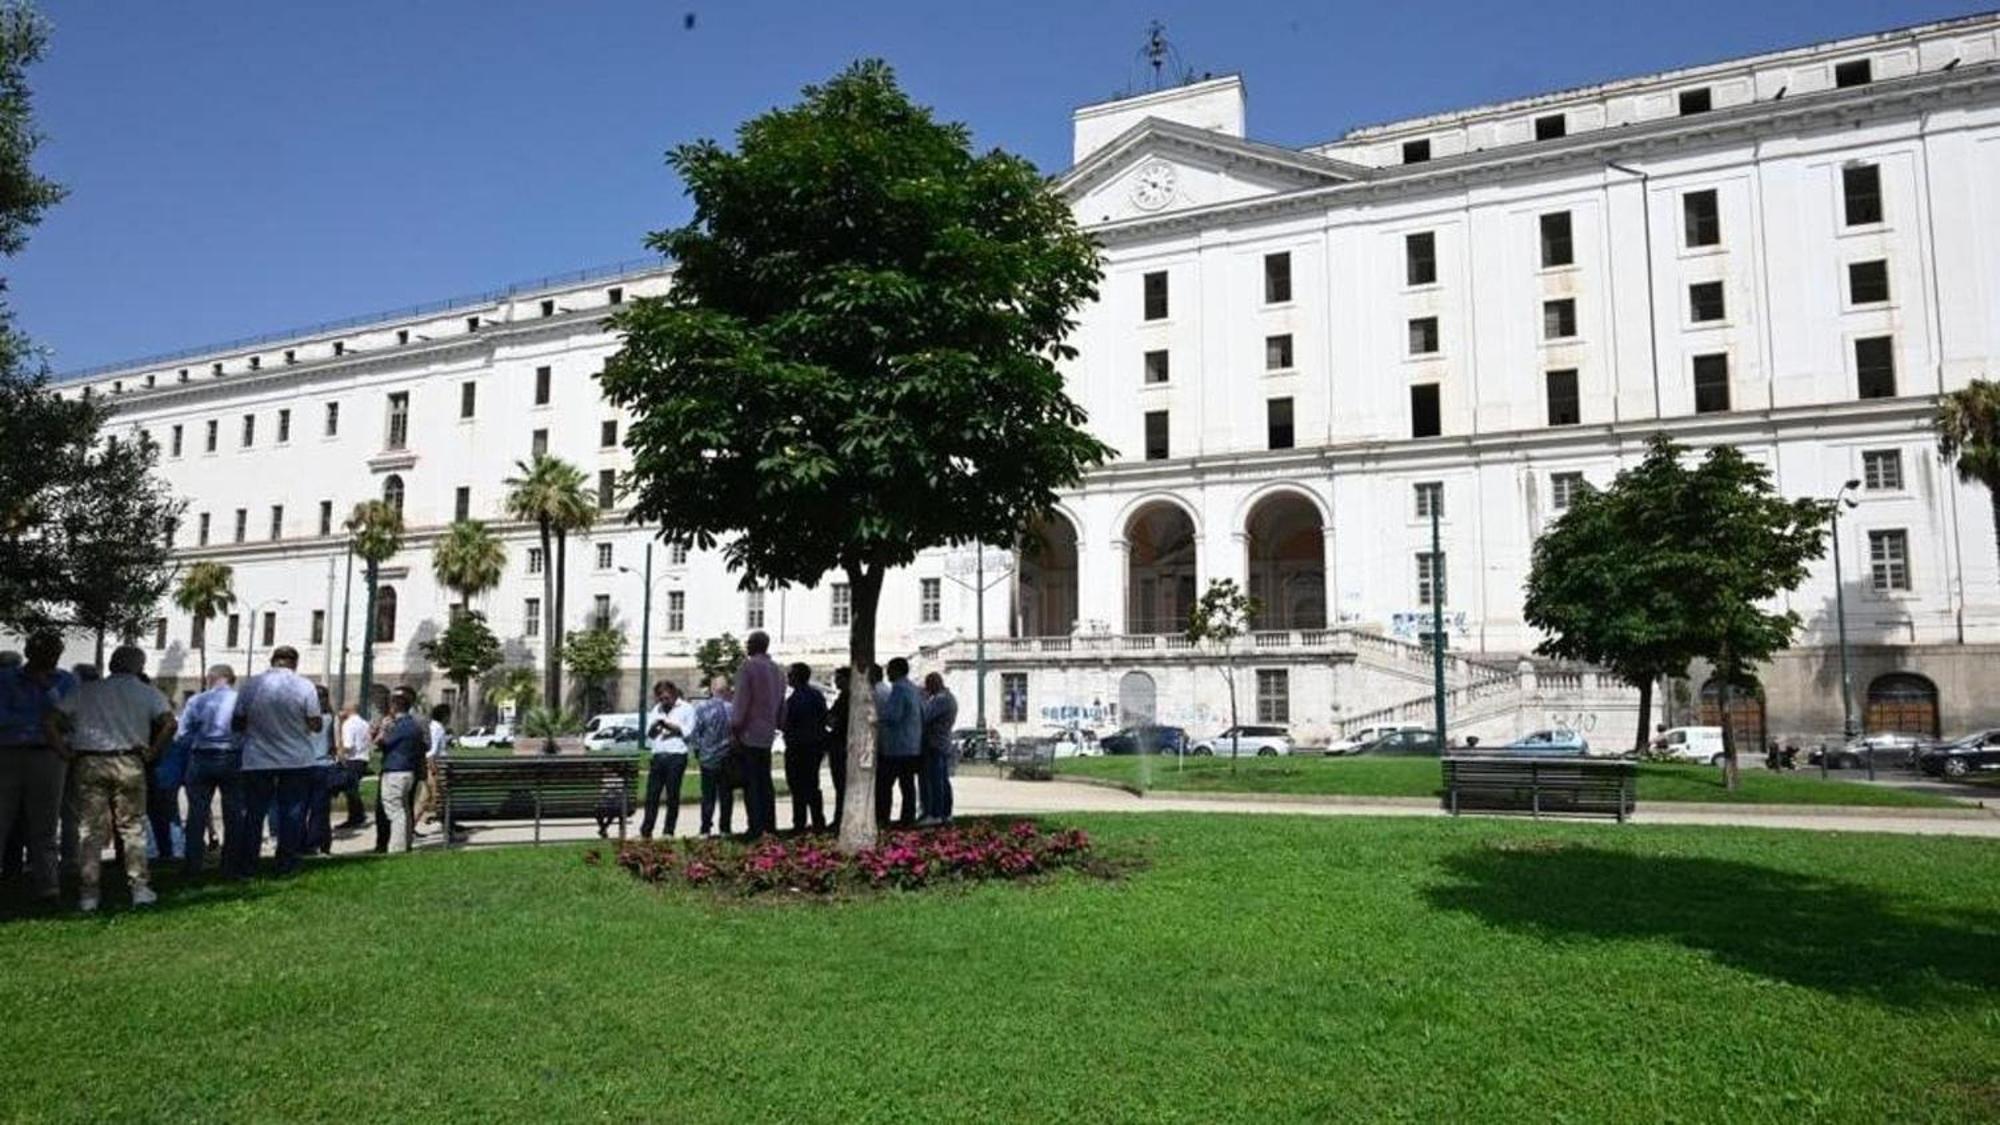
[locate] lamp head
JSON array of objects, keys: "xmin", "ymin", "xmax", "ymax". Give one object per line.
[{"xmin": 1843, "ymin": 478, "xmax": 1861, "ymax": 491}]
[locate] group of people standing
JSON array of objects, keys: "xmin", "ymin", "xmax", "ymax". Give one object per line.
[{"xmin": 633, "ymin": 631, "xmax": 960, "ymax": 841}]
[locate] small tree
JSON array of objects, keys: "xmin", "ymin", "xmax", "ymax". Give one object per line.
[
  {"xmin": 431, "ymin": 519, "xmax": 507, "ymax": 722},
  {"xmin": 1186, "ymin": 579, "xmax": 1260, "ymax": 771},
  {"xmin": 172, "ymin": 560, "xmax": 234, "ymax": 677},
  {"xmin": 562, "ymin": 626, "xmax": 626, "ymax": 715},
  {"xmin": 694, "ymin": 632, "xmax": 745, "ymax": 685},
  {"xmin": 345, "ymin": 499, "xmax": 404, "ymax": 718},
  {"xmin": 602, "ymin": 62, "xmax": 1107, "ymax": 851},
  {"xmin": 481, "ymin": 663, "xmax": 539, "ymax": 724},
  {"xmin": 1935, "ymin": 378, "xmax": 2000, "ymax": 578},
  {"xmin": 53, "ymin": 431, "xmax": 185, "ymax": 666},
  {"xmin": 419, "ymin": 611, "xmax": 503, "ymax": 726}
]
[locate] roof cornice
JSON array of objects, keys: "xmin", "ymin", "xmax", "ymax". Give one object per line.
[{"xmin": 1056, "ymin": 116, "xmax": 1371, "ymax": 201}]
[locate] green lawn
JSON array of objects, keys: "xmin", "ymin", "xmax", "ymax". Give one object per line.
[
  {"xmin": 1052, "ymin": 754, "xmax": 1968, "ymax": 808},
  {"xmin": 4, "ymin": 814, "xmax": 1999, "ymax": 1121}
]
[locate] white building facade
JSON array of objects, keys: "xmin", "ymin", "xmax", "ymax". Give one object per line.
[{"xmin": 50, "ymin": 13, "xmax": 2000, "ymax": 747}]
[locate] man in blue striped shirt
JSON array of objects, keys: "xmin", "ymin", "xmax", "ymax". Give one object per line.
[{"xmin": 177, "ymin": 665, "xmax": 242, "ymax": 877}]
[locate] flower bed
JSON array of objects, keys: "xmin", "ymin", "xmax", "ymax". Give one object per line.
[{"xmin": 590, "ymin": 820, "xmax": 1096, "ymax": 896}]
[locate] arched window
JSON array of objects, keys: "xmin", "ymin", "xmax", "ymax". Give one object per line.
[
  {"xmin": 1125, "ymin": 502, "xmax": 1197, "ymax": 635},
  {"xmin": 374, "ymin": 586, "xmax": 398, "ymax": 644},
  {"xmin": 1015, "ymin": 513, "xmax": 1079, "ymax": 637},
  {"xmin": 1243, "ymin": 492, "xmax": 1326, "ymax": 631},
  {"xmin": 382, "ymin": 474, "xmax": 405, "ymax": 517},
  {"xmin": 1865, "ymin": 673, "xmax": 1938, "ymax": 738}
]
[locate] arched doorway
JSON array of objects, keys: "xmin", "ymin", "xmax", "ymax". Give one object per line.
[
  {"xmin": 1118, "ymin": 670, "xmax": 1157, "ymax": 725},
  {"xmin": 1698, "ymin": 677, "xmax": 1766, "ymax": 752},
  {"xmin": 1865, "ymin": 673, "xmax": 1938, "ymax": 737},
  {"xmin": 1125, "ymin": 502, "xmax": 1197, "ymax": 634},
  {"xmin": 1244, "ymin": 492, "xmax": 1326, "ymax": 631},
  {"xmin": 1016, "ymin": 513, "xmax": 1079, "ymax": 637}
]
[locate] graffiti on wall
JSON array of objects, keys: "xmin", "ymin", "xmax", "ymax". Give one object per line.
[
  {"xmin": 1031, "ymin": 698, "xmax": 1220, "ymax": 731},
  {"xmin": 1389, "ymin": 610, "xmax": 1472, "ymax": 640}
]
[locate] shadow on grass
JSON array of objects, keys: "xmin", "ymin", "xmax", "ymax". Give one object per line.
[
  {"xmin": 0, "ymin": 851, "xmax": 395, "ymax": 925},
  {"xmin": 1425, "ymin": 842, "xmax": 2000, "ymax": 1008}
]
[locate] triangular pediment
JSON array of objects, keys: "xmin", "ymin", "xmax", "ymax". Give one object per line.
[{"xmin": 1058, "ymin": 117, "xmax": 1367, "ymax": 226}]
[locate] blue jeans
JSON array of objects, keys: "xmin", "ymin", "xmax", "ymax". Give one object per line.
[
  {"xmin": 183, "ymin": 749, "xmax": 246, "ymax": 877},
  {"xmin": 302, "ymin": 762, "xmax": 340, "ymax": 855},
  {"xmin": 639, "ymin": 753, "xmax": 688, "ymax": 837},
  {"xmin": 920, "ymin": 747, "xmax": 953, "ymax": 822},
  {"xmin": 242, "ymin": 767, "xmax": 314, "ymax": 876}
]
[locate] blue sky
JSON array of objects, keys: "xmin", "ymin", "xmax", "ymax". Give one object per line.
[{"xmin": 16, "ymin": 0, "xmax": 1983, "ymax": 374}]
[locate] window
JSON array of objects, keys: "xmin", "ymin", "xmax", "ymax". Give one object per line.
[
  {"xmin": 241, "ymin": 414, "xmax": 256, "ymax": 448},
  {"xmin": 1682, "ymin": 189, "xmax": 1720, "ymax": 247},
  {"xmin": 1142, "ymin": 271, "xmax": 1168, "ymax": 320},
  {"xmin": 198, "ymin": 513, "xmax": 211, "ymax": 546},
  {"xmin": 261, "ymin": 611, "xmax": 276, "ymax": 647},
  {"xmin": 1407, "ymin": 316, "xmax": 1439, "ymax": 355},
  {"xmin": 1551, "ymin": 472, "xmax": 1584, "ymax": 512},
  {"xmin": 1410, "ymin": 384, "xmax": 1440, "ymax": 438},
  {"xmin": 1862, "ymin": 449, "xmax": 1903, "ymax": 491},
  {"xmin": 1144, "ymin": 411, "xmax": 1169, "ymax": 460},
  {"xmin": 375, "ymin": 477, "xmax": 403, "ymax": 521},
  {"xmin": 170, "ymin": 425, "xmax": 183, "ymax": 457},
  {"xmin": 190, "ymin": 616, "xmax": 206, "ymax": 651},
  {"xmin": 1265, "ymin": 334, "xmax": 1294, "ymax": 370},
  {"xmin": 670, "ymin": 543, "xmax": 688, "ymax": 567},
  {"xmin": 374, "ymin": 587, "xmax": 398, "ymax": 643},
  {"xmin": 1401, "ymin": 138, "xmax": 1431, "ymax": 164},
  {"xmin": 1545, "ymin": 369, "xmax": 1580, "ymax": 426},
  {"xmin": 1834, "ymin": 58, "xmax": 1873, "ymax": 88},
  {"xmin": 524, "ymin": 598, "xmax": 542, "ymax": 637},
  {"xmin": 920, "ymin": 577, "xmax": 942, "ymax": 624},
  {"xmin": 528, "ymin": 548, "xmax": 544, "ymax": 574},
  {"xmin": 1842, "ymin": 164, "xmax": 1882, "ymax": 226},
  {"xmin": 396, "ymin": 328, "xmax": 410, "ymax": 346},
  {"xmin": 600, "ymin": 419, "xmax": 618, "ymax": 447},
  {"xmin": 1143, "ymin": 349, "xmax": 1170, "ymax": 385},
  {"xmin": 1868, "ymin": 529, "xmax": 1909, "ymax": 591},
  {"xmin": 1266, "ymin": 398, "xmax": 1295, "ymax": 450},
  {"xmin": 276, "ymin": 409, "xmax": 291, "ymax": 444},
  {"xmin": 534, "ymin": 365, "xmax": 552, "ymax": 405},
  {"xmin": 460, "ymin": 381, "xmax": 476, "ymax": 418},
  {"xmin": 318, "ymin": 500, "xmax": 333, "ymax": 536},
  {"xmin": 1543, "ymin": 298, "xmax": 1577, "ymax": 340},
  {"xmin": 325, "ymin": 401, "xmax": 339, "ymax": 436},
  {"xmin": 269, "ymin": 505, "xmax": 284, "ymax": 540},
  {"xmin": 466, "ymin": 316, "xmax": 481, "ymax": 334},
  {"xmin": 211, "ymin": 362, "xmax": 223, "ymax": 377},
  {"xmin": 454, "ymin": 487, "xmax": 470, "ymax": 522},
  {"xmin": 744, "ymin": 589, "xmax": 765, "ymax": 630},
  {"xmin": 233, "ymin": 509, "xmax": 247, "ymax": 543},
  {"xmin": 249, "ymin": 355, "xmax": 261, "ymax": 371},
  {"xmin": 283, "ymin": 349, "xmax": 296, "ymax": 366},
  {"xmin": 1414, "ymin": 481, "xmax": 1443, "ymax": 520},
  {"xmin": 1416, "ymin": 552, "xmax": 1446, "ymax": 607},
  {"xmin": 1405, "ymin": 231, "xmax": 1437, "ymax": 286},
  {"xmin": 1688, "ymin": 281, "xmax": 1726, "ymax": 323},
  {"xmin": 1255, "ymin": 669, "xmax": 1290, "ymax": 723},
  {"xmin": 607, "ymin": 286, "xmax": 624, "ymax": 305},
  {"xmin": 310, "ymin": 610, "xmax": 325, "ymax": 646},
  {"xmin": 1693, "ymin": 353, "xmax": 1731, "ymax": 413},
  {"xmin": 595, "ymin": 543, "xmax": 613, "ymax": 570},
  {"xmin": 597, "ymin": 469, "xmax": 617, "ymax": 510},
  {"xmin": 226, "ymin": 614, "xmax": 241, "ymax": 649},
  {"xmin": 1533, "ymin": 113, "xmax": 1566, "ymax": 141},
  {"xmin": 1848, "ymin": 259, "xmax": 1890, "ymax": 304},
  {"xmin": 1263, "ymin": 252, "xmax": 1292, "ymax": 304},
  {"xmin": 178, "ymin": 368, "xmax": 189, "ymax": 382},
  {"xmin": 593, "ymin": 594, "xmax": 612, "ymax": 631},
  {"xmin": 385, "ymin": 392, "xmax": 409, "ymax": 451},
  {"xmin": 205, "ymin": 420, "xmax": 218, "ymax": 453},
  {"xmin": 540, "ymin": 299, "xmax": 556, "ymax": 318},
  {"xmin": 666, "ymin": 590, "xmax": 685, "ymax": 633},
  {"xmin": 154, "ymin": 618, "xmax": 168, "ymax": 650},
  {"xmin": 1539, "ymin": 212, "xmax": 1574, "ymax": 268},
  {"xmin": 333, "ymin": 341, "xmax": 345, "ymax": 357},
  {"xmin": 1855, "ymin": 336, "xmax": 1896, "ymax": 399},
  {"xmin": 531, "ymin": 429, "xmax": 548, "ymax": 458},
  {"xmin": 1678, "ymin": 87, "xmax": 1713, "ymax": 115},
  {"xmin": 831, "ymin": 583, "xmax": 852, "ymax": 627}
]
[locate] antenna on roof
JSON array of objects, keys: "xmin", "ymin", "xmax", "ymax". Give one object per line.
[{"xmin": 1126, "ymin": 20, "xmax": 1196, "ymax": 96}]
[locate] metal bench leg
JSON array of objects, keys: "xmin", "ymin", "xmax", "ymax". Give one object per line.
[
  {"xmin": 533, "ymin": 778, "xmax": 543, "ymax": 846},
  {"xmin": 445, "ymin": 787, "xmax": 455, "ymax": 850}
]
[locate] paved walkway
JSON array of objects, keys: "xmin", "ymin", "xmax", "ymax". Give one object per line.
[{"xmin": 327, "ymin": 768, "xmax": 2000, "ymax": 853}]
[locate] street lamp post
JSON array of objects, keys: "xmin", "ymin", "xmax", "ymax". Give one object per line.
[
  {"xmin": 1430, "ymin": 501, "xmax": 1447, "ymax": 748},
  {"xmin": 1829, "ymin": 478, "xmax": 1864, "ymax": 779},
  {"xmin": 245, "ymin": 597, "xmax": 289, "ymax": 669},
  {"xmin": 619, "ymin": 544, "xmax": 677, "ymax": 724},
  {"xmin": 942, "ymin": 544, "xmax": 1015, "ymax": 737}
]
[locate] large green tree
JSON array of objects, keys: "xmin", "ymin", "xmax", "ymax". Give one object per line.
[
  {"xmin": 601, "ymin": 61, "xmax": 1108, "ymax": 850},
  {"xmin": 172, "ymin": 560, "xmax": 235, "ymax": 677},
  {"xmin": 1524, "ymin": 435, "xmax": 1827, "ymax": 785},
  {"xmin": 345, "ymin": 499, "xmax": 404, "ymax": 717},
  {"xmin": 1935, "ymin": 378, "xmax": 2000, "ymax": 578},
  {"xmin": 504, "ymin": 455, "xmax": 594, "ymax": 713}
]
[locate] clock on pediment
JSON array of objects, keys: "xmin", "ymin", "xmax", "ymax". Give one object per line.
[{"xmin": 1128, "ymin": 160, "xmax": 1178, "ymax": 211}]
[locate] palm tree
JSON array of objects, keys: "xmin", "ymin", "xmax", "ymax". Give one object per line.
[
  {"xmin": 431, "ymin": 519, "xmax": 507, "ymax": 723},
  {"xmin": 504, "ymin": 455, "xmax": 595, "ymax": 712},
  {"xmin": 1936, "ymin": 378, "xmax": 2000, "ymax": 578},
  {"xmin": 172, "ymin": 561, "xmax": 234, "ymax": 676},
  {"xmin": 345, "ymin": 499, "xmax": 404, "ymax": 718}
]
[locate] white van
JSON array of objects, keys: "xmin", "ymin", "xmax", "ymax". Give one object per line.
[
  {"xmin": 1655, "ymin": 726, "xmax": 1727, "ymax": 766},
  {"xmin": 583, "ymin": 713, "xmax": 640, "ymax": 737}
]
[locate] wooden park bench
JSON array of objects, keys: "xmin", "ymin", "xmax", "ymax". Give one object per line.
[
  {"xmin": 1441, "ymin": 754, "xmax": 1636, "ymax": 822},
  {"xmin": 437, "ymin": 754, "xmax": 642, "ymax": 846}
]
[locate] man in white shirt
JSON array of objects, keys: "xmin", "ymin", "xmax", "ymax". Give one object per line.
[
  {"xmin": 232, "ymin": 647, "xmax": 323, "ymax": 876},
  {"xmin": 47, "ymin": 645, "xmax": 173, "ymax": 911},
  {"xmin": 335, "ymin": 704, "xmax": 370, "ymax": 830},
  {"xmin": 638, "ymin": 680, "xmax": 696, "ymax": 839}
]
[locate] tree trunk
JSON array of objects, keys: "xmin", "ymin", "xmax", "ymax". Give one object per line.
[
  {"xmin": 1632, "ymin": 676, "xmax": 1653, "ymax": 753},
  {"xmin": 196, "ymin": 620, "xmax": 207, "ymax": 684},
  {"xmin": 538, "ymin": 520, "xmax": 556, "ymax": 718},
  {"xmin": 1718, "ymin": 667, "xmax": 1740, "ymax": 791},
  {"xmin": 1989, "ymin": 485, "xmax": 1999, "ymax": 592},
  {"xmin": 94, "ymin": 627, "xmax": 105, "ymax": 671},
  {"xmin": 554, "ymin": 528, "xmax": 569, "ymax": 714},
  {"xmin": 358, "ymin": 561, "xmax": 380, "ymax": 719},
  {"xmin": 1227, "ymin": 665, "xmax": 1240, "ymax": 773},
  {"xmin": 836, "ymin": 562, "xmax": 885, "ymax": 854}
]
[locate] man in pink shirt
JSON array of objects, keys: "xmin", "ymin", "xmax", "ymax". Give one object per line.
[{"xmin": 730, "ymin": 630, "xmax": 786, "ymax": 839}]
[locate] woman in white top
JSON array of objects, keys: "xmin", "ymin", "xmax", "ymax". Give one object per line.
[{"xmin": 416, "ymin": 703, "xmax": 450, "ymax": 832}]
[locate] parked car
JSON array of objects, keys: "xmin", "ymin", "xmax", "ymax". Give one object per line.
[
  {"xmin": 1102, "ymin": 725, "xmax": 1188, "ymax": 756},
  {"xmin": 1325, "ymin": 722, "xmax": 1426, "ymax": 756},
  {"xmin": 1499, "ymin": 729, "xmax": 1590, "ymax": 757},
  {"xmin": 581, "ymin": 724, "xmax": 643, "ymax": 753},
  {"xmin": 1189, "ymin": 725, "xmax": 1292, "ymax": 757},
  {"xmin": 455, "ymin": 724, "xmax": 514, "ymax": 750},
  {"xmin": 1039, "ymin": 727, "xmax": 1100, "ymax": 758},
  {"xmin": 1354, "ymin": 728, "xmax": 1443, "ymax": 756},
  {"xmin": 1917, "ymin": 729, "xmax": 2000, "ymax": 779},
  {"xmin": 583, "ymin": 712, "xmax": 641, "ymax": 738},
  {"xmin": 1650, "ymin": 725, "xmax": 1726, "ymax": 765},
  {"xmin": 1807, "ymin": 731, "xmax": 1936, "ymax": 771}
]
